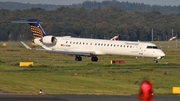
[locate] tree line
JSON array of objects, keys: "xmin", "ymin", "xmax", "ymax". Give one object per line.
[
  {"xmin": 0, "ymin": 1, "xmax": 180, "ymax": 14},
  {"xmin": 0, "ymin": 7, "xmax": 180, "ymax": 41}
]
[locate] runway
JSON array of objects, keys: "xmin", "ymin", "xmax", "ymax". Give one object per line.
[{"xmin": 0, "ymin": 94, "xmax": 180, "ymax": 101}]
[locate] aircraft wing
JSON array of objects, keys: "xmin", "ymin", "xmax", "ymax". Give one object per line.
[
  {"xmin": 20, "ymin": 41, "xmax": 46, "ymax": 51},
  {"xmin": 20, "ymin": 41, "xmax": 32, "ymax": 49},
  {"xmin": 45, "ymin": 50, "xmax": 93, "ymax": 56},
  {"xmin": 20, "ymin": 41, "xmax": 94, "ymax": 56}
]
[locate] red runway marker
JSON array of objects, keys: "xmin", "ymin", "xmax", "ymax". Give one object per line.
[{"xmin": 138, "ymin": 81, "xmax": 154, "ymax": 101}]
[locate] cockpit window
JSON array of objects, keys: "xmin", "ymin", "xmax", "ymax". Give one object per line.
[{"xmin": 147, "ymin": 46, "xmax": 159, "ymax": 49}]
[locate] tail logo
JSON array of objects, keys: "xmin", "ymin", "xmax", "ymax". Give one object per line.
[{"xmin": 30, "ymin": 26, "xmax": 43, "ymax": 38}]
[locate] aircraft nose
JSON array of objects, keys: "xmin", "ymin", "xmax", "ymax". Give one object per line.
[
  {"xmin": 158, "ymin": 50, "xmax": 165, "ymax": 59},
  {"xmin": 161, "ymin": 51, "xmax": 165, "ymax": 57},
  {"xmin": 156, "ymin": 50, "xmax": 165, "ymax": 59}
]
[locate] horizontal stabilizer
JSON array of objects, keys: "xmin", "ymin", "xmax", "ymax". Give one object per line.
[
  {"xmin": 10, "ymin": 20, "xmax": 42, "ymax": 24},
  {"xmin": 11, "ymin": 19, "xmax": 46, "ymax": 39}
]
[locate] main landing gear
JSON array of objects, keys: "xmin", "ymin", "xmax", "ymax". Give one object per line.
[
  {"xmin": 75, "ymin": 55, "xmax": 98, "ymax": 62},
  {"xmin": 91, "ymin": 56, "xmax": 98, "ymax": 62},
  {"xmin": 75, "ymin": 55, "xmax": 82, "ymax": 61}
]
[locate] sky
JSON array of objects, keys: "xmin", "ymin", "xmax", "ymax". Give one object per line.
[{"xmin": 0, "ymin": 0, "xmax": 180, "ymax": 6}]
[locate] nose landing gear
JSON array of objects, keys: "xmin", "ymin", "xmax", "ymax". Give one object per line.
[{"xmin": 154, "ymin": 59, "xmax": 158, "ymax": 63}]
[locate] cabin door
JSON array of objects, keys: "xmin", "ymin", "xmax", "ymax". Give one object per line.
[{"xmin": 139, "ymin": 45, "xmax": 144, "ymax": 56}]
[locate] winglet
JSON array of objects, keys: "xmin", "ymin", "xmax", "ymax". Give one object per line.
[{"xmin": 20, "ymin": 41, "xmax": 32, "ymax": 49}]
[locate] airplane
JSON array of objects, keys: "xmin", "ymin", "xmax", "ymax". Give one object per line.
[{"xmin": 11, "ymin": 19, "xmax": 165, "ymax": 62}]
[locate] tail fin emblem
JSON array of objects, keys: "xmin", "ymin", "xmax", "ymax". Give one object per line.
[{"xmin": 30, "ymin": 26, "xmax": 43, "ymax": 38}]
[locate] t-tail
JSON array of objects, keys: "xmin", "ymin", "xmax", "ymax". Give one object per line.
[{"xmin": 11, "ymin": 19, "xmax": 46, "ymax": 39}]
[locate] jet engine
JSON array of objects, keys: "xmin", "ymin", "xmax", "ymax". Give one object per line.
[{"xmin": 41, "ymin": 36, "xmax": 57, "ymax": 45}]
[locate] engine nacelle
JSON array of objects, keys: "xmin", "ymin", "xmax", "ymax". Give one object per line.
[{"xmin": 41, "ymin": 36, "xmax": 57, "ymax": 45}]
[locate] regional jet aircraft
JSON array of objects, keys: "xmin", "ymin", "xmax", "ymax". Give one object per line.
[{"xmin": 11, "ymin": 19, "xmax": 165, "ymax": 62}]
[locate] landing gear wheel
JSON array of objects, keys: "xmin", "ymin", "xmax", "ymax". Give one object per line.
[
  {"xmin": 75, "ymin": 55, "xmax": 82, "ymax": 61},
  {"xmin": 154, "ymin": 59, "xmax": 158, "ymax": 63},
  {"xmin": 91, "ymin": 56, "xmax": 98, "ymax": 62}
]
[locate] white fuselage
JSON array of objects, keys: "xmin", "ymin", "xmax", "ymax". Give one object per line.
[
  {"xmin": 44, "ymin": 36, "xmax": 165, "ymax": 59},
  {"xmin": 13, "ymin": 19, "xmax": 165, "ymax": 62}
]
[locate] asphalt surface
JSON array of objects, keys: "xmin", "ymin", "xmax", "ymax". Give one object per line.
[{"xmin": 0, "ymin": 94, "xmax": 180, "ymax": 101}]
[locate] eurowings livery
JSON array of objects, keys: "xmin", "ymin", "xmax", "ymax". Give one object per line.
[{"xmin": 11, "ymin": 19, "xmax": 165, "ymax": 62}]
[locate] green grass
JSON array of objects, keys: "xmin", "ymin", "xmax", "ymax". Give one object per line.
[
  {"xmin": 0, "ymin": 41, "xmax": 180, "ymax": 95},
  {"xmin": 0, "ymin": 66, "xmax": 179, "ymax": 95}
]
